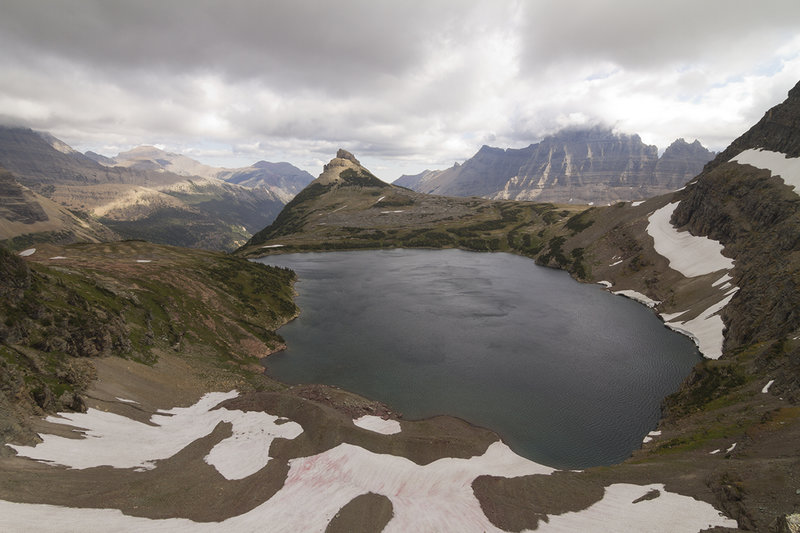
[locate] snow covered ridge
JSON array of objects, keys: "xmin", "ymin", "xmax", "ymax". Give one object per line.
[
  {"xmin": 730, "ymin": 149, "xmax": 800, "ymax": 194},
  {"xmin": 645, "ymin": 202, "xmax": 738, "ymax": 359},
  {"xmin": 1, "ymin": 393, "xmax": 736, "ymax": 532}
]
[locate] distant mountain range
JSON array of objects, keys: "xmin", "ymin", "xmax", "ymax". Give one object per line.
[
  {"xmin": 91, "ymin": 145, "xmax": 313, "ymax": 203},
  {"xmin": 0, "ymin": 128, "xmax": 313, "ymax": 251},
  {"xmin": 395, "ymin": 127, "xmax": 714, "ymax": 204}
]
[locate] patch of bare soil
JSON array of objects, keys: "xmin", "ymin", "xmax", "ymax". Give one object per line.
[{"xmin": 325, "ymin": 492, "xmax": 393, "ymax": 533}]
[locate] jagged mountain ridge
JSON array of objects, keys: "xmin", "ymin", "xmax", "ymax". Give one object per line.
[
  {"xmin": 395, "ymin": 127, "xmax": 714, "ymax": 204},
  {"xmin": 0, "ymin": 128, "xmax": 292, "ymax": 251}
]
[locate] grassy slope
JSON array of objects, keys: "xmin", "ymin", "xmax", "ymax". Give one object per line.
[
  {"xmin": 0, "ymin": 240, "xmax": 298, "ymax": 449},
  {"xmin": 240, "ymin": 179, "xmax": 590, "ymax": 275}
]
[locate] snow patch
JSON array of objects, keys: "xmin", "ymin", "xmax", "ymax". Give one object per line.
[
  {"xmin": 609, "ymin": 260, "xmax": 623, "ymax": 267},
  {"xmin": 662, "ymin": 288, "xmax": 738, "ymax": 359},
  {"xmin": 536, "ymin": 483, "xmax": 737, "ymax": 532},
  {"xmin": 204, "ymin": 410, "xmax": 304, "ymax": 480},
  {"xmin": 762, "ymin": 379, "xmax": 775, "ymax": 394},
  {"xmin": 613, "ymin": 289, "xmax": 660, "ymax": 308},
  {"xmin": 8, "ymin": 391, "xmax": 303, "ymax": 479},
  {"xmin": 261, "ymin": 244, "xmax": 285, "ymax": 249},
  {"xmin": 0, "ymin": 453, "xmax": 735, "ymax": 532},
  {"xmin": 726, "ymin": 442, "xmax": 737, "ymax": 453},
  {"xmin": 115, "ymin": 397, "xmax": 139, "ymax": 404},
  {"xmin": 631, "ymin": 200, "xmax": 644, "ymax": 207},
  {"xmin": 1, "ymin": 441, "xmax": 553, "ymax": 532},
  {"xmin": 646, "ymin": 202, "xmax": 733, "ymax": 277},
  {"xmin": 18, "ymin": 248, "xmax": 36, "ymax": 257},
  {"xmin": 642, "ymin": 430, "xmax": 661, "ymax": 444},
  {"xmin": 353, "ymin": 415, "xmax": 401, "ymax": 435},
  {"xmin": 381, "ymin": 210, "xmax": 406, "ymax": 214},
  {"xmin": 709, "ymin": 449, "xmax": 721, "ymax": 455},
  {"xmin": 731, "ymin": 149, "xmax": 800, "ymax": 193},
  {"xmin": 49, "ymin": 256, "xmax": 67, "ymax": 260},
  {"xmin": 597, "ymin": 280, "xmax": 613, "ymax": 288},
  {"xmin": 712, "ymin": 273, "xmax": 732, "ymax": 287},
  {"xmin": 135, "ymin": 259, "xmax": 152, "ymax": 263},
  {"xmin": 659, "ymin": 311, "xmax": 686, "ymax": 322}
]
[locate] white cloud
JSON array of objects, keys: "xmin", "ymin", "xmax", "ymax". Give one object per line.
[{"xmin": 0, "ymin": 0, "xmax": 799, "ymax": 180}]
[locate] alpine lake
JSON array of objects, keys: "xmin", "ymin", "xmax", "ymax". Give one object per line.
[{"xmin": 256, "ymin": 249, "xmax": 700, "ymax": 469}]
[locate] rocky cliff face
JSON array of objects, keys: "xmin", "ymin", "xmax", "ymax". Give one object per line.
[
  {"xmin": 396, "ymin": 127, "xmax": 714, "ymax": 204},
  {"xmin": 654, "ymin": 138, "xmax": 715, "ymax": 189},
  {"xmin": 671, "ymin": 81, "xmax": 800, "ymax": 351},
  {"xmin": 0, "ymin": 168, "xmax": 48, "ymax": 225},
  {"xmin": 0, "ymin": 166, "xmax": 119, "ymax": 247}
]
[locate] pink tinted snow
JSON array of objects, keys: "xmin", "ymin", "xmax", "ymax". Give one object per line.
[{"xmin": 0, "ymin": 393, "xmax": 737, "ymax": 532}]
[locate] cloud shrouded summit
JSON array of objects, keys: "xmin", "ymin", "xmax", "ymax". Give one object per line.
[{"xmin": 1, "ymin": 0, "xmax": 799, "ymax": 179}]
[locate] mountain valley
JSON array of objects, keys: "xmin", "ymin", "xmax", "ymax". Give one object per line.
[
  {"xmin": 0, "ymin": 128, "xmax": 313, "ymax": 251},
  {"xmin": 1, "ymin": 81, "xmax": 800, "ymax": 531}
]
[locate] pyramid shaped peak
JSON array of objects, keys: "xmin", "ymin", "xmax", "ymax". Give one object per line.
[
  {"xmin": 336, "ymin": 149, "xmax": 360, "ymax": 165},
  {"xmin": 316, "ymin": 149, "xmax": 387, "ymax": 188}
]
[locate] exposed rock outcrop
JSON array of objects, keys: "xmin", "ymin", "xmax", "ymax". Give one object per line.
[{"xmin": 0, "ymin": 168, "xmax": 48, "ymax": 225}]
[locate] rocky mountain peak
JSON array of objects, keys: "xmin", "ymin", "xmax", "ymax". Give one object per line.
[
  {"xmin": 706, "ymin": 80, "xmax": 800, "ymax": 168},
  {"xmin": 35, "ymin": 131, "xmax": 80, "ymax": 155},
  {"xmin": 661, "ymin": 138, "xmax": 715, "ymax": 160},
  {"xmin": 317, "ymin": 150, "xmax": 386, "ymax": 188},
  {"xmin": 336, "ymin": 149, "xmax": 360, "ymax": 165},
  {"xmin": 393, "ymin": 126, "xmax": 714, "ymax": 203}
]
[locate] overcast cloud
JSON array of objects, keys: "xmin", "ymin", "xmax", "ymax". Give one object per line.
[{"xmin": 1, "ymin": 0, "xmax": 799, "ymax": 179}]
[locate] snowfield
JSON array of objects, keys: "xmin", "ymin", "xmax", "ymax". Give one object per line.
[
  {"xmin": 8, "ymin": 391, "xmax": 303, "ymax": 479},
  {"xmin": 1, "ymin": 393, "xmax": 737, "ymax": 532},
  {"xmin": 646, "ymin": 202, "xmax": 733, "ymax": 277},
  {"xmin": 613, "ymin": 289, "xmax": 660, "ymax": 308},
  {"xmin": 353, "ymin": 415, "xmax": 402, "ymax": 434},
  {"xmin": 646, "ymin": 201, "xmax": 739, "ymax": 359},
  {"xmin": 661, "ymin": 287, "xmax": 739, "ymax": 360},
  {"xmin": 731, "ymin": 149, "xmax": 800, "ymax": 193}
]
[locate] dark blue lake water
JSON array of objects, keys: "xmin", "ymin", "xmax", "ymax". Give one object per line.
[{"xmin": 256, "ymin": 249, "xmax": 700, "ymax": 469}]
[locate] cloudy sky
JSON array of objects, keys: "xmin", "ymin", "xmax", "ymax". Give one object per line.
[{"xmin": 1, "ymin": 0, "xmax": 799, "ymax": 180}]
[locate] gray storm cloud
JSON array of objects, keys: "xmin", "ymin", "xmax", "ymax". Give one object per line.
[{"xmin": 1, "ymin": 0, "xmax": 799, "ymax": 178}]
